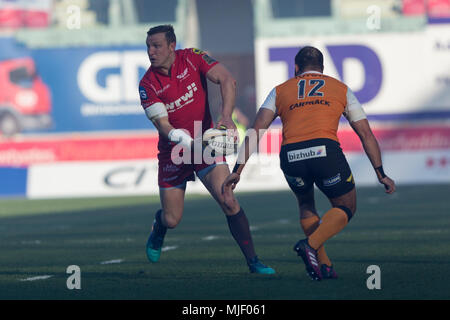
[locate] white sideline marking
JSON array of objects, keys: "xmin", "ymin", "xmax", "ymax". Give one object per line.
[
  {"xmin": 277, "ymin": 219, "xmax": 290, "ymax": 224},
  {"xmin": 100, "ymin": 259, "xmax": 124, "ymax": 265},
  {"xmin": 249, "ymin": 226, "xmax": 259, "ymax": 231},
  {"xmin": 161, "ymin": 246, "xmax": 178, "ymax": 252},
  {"xmin": 19, "ymin": 275, "xmax": 53, "ymax": 282},
  {"xmin": 202, "ymin": 235, "xmax": 219, "ymax": 241}
]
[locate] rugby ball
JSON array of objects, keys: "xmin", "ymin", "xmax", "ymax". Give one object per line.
[{"xmin": 202, "ymin": 128, "xmax": 238, "ymax": 156}]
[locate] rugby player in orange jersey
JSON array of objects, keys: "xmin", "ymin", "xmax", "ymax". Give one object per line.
[
  {"xmin": 139, "ymin": 25, "xmax": 274, "ymax": 274},
  {"xmin": 222, "ymin": 46, "xmax": 395, "ymax": 281}
]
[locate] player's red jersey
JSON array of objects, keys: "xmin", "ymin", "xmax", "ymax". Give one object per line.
[{"xmin": 139, "ymin": 48, "xmax": 219, "ymax": 152}]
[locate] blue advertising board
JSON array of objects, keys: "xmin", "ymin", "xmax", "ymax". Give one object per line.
[
  {"xmin": 0, "ymin": 167, "xmax": 27, "ymax": 197},
  {"xmin": 30, "ymin": 45, "xmax": 152, "ymax": 133},
  {"xmin": 1, "ymin": 36, "xmax": 158, "ymax": 134}
]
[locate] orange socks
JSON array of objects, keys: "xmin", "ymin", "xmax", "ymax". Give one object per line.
[
  {"xmin": 308, "ymin": 207, "xmax": 349, "ymax": 251},
  {"xmin": 300, "ymin": 215, "xmax": 332, "ymax": 267}
]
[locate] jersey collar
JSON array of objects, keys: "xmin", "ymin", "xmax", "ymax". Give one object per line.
[{"xmin": 299, "ymin": 70, "xmax": 323, "ymax": 76}]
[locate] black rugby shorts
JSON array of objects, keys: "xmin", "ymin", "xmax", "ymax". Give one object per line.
[{"xmin": 279, "ymin": 138, "xmax": 355, "ymax": 198}]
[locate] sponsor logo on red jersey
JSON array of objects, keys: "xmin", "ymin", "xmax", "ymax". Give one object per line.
[{"xmin": 165, "ymin": 83, "xmax": 198, "ymax": 112}]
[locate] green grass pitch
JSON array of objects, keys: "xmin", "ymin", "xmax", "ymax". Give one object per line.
[{"xmin": 0, "ymin": 184, "xmax": 449, "ymax": 300}]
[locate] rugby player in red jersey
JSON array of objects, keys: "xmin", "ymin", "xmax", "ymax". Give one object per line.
[{"xmin": 139, "ymin": 25, "xmax": 274, "ymax": 274}]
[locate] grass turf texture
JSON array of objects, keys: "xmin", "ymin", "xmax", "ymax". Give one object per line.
[{"xmin": 0, "ymin": 184, "xmax": 449, "ymax": 300}]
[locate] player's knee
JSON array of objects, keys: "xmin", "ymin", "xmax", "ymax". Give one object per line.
[
  {"xmin": 347, "ymin": 199, "xmax": 356, "ymax": 216},
  {"xmin": 334, "ymin": 205, "xmax": 354, "ymax": 222},
  {"xmin": 216, "ymin": 193, "xmax": 240, "ymax": 215},
  {"xmin": 221, "ymin": 201, "xmax": 240, "ymax": 216},
  {"xmin": 330, "ymin": 189, "xmax": 356, "ymax": 218}
]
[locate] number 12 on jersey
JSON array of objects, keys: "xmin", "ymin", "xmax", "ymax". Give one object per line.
[{"xmin": 298, "ymin": 79, "xmax": 325, "ymax": 99}]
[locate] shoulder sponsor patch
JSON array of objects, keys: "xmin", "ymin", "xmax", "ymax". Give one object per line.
[
  {"xmin": 202, "ymin": 54, "xmax": 217, "ymax": 65},
  {"xmin": 139, "ymin": 86, "xmax": 148, "ymax": 100},
  {"xmin": 192, "ymin": 48, "xmax": 204, "ymax": 55}
]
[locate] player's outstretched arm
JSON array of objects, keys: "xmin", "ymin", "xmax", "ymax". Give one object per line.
[
  {"xmin": 223, "ymin": 108, "xmax": 276, "ymax": 191},
  {"xmin": 206, "ymin": 63, "xmax": 237, "ymax": 130},
  {"xmin": 350, "ymin": 119, "xmax": 396, "ymax": 194}
]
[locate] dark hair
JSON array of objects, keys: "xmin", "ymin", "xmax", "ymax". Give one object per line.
[
  {"xmin": 147, "ymin": 24, "xmax": 176, "ymax": 44},
  {"xmin": 295, "ymin": 46, "xmax": 324, "ymax": 74}
]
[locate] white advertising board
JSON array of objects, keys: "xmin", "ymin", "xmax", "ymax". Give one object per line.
[
  {"xmin": 255, "ymin": 25, "xmax": 450, "ymax": 118},
  {"xmin": 27, "ymin": 148, "xmax": 449, "ymax": 199}
]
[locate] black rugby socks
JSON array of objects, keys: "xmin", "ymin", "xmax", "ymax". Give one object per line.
[
  {"xmin": 226, "ymin": 207, "xmax": 257, "ymax": 263},
  {"xmin": 151, "ymin": 209, "xmax": 167, "ymax": 239}
]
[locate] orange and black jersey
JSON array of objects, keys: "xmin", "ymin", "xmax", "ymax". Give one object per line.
[{"xmin": 260, "ymin": 71, "xmax": 366, "ymax": 145}]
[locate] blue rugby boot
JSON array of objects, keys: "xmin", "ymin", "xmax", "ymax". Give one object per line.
[
  {"xmin": 248, "ymin": 256, "xmax": 276, "ymax": 274},
  {"xmin": 146, "ymin": 210, "xmax": 166, "ymax": 263}
]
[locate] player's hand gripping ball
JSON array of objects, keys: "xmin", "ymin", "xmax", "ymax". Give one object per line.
[{"xmin": 202, "ymin": 126, "xmax": 238, "ymax": 156}]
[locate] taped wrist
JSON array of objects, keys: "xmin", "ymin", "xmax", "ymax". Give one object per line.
[
  {"xmin": 375, "ymin": 166, "xmax": 387, "ymax": 179},
  {"xmin": 232, "ymin": 163, "xmax": 245, "ymax": 176},
  {"xmin": 168, "ymin": 129, "xmax": 193, "ymax": 149}
]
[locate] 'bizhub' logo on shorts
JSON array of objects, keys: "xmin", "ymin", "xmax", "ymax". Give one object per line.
[{"xmin": 287, "ymin": 146, "xmax": 326, "ymax": 162}]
